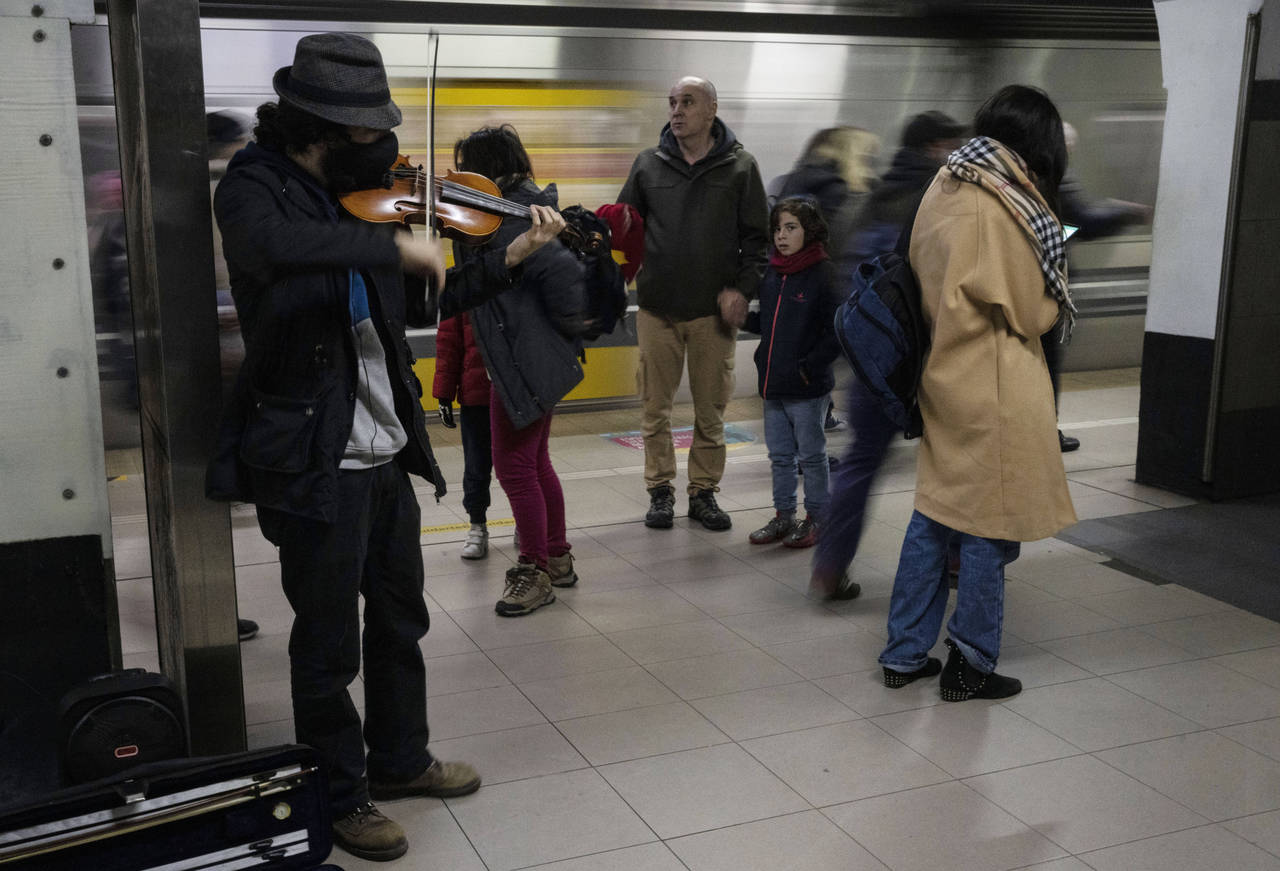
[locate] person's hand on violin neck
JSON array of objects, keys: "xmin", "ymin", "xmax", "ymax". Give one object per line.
[
  {"xmin": 503, "ymin": 203, "xmax": 567, "ymax": 268},
  {"xmin": 395, "ymin": 232, "xmax": 447, "ymax": 287}
]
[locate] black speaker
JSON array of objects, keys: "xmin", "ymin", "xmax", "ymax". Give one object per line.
[{"xmin": 57, "ymin": 669, "xmax": 188, "ymax": 785}]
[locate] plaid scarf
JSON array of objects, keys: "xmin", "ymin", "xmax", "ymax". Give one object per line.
[{"xmin": 946, "ymin": 136, "xmax": 1076, "ymax": 340}]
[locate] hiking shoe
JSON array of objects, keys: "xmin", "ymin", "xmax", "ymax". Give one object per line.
[
  {"xmin": 783, "ymin": 515, "xmax": 819, "ymax": 548},
  {"xmin": 939, "ymin": 639, "xmax": 1022, "ymax": 701},
  {"xmin": 749, "ymin": 512, "xmax": 796, "ymax": 545},
  {"xmin": 883, "ymin": 657, "xmax": 942, "ymax": 688},
  {"xmin": 688, "ymin": 489, "xmax": 732, "ymax": 531},
  {"xmin": 547, "ymin": 551, "xmax": 578, "ymax": 588},
  {"xmin": 332, "ymin": 802, "xmax": 407, "ymax": 862},
  {"xmin": 237, "ymin": 618, "xmax": 258, "ymax": 642},
  {"xmin": 495, "ymin": 562, "xmax": 555, "ymax": 617},
  {"xmin": 369, "ymin": 759, "xmax": 482, "ymax": 801},
  {"xmin": 461, "ymin": 522, "xmax": 488, "ymax": 560},
  {"xmin": 645, "ymin": 484, "xmax": 675, "ymax": 528}
]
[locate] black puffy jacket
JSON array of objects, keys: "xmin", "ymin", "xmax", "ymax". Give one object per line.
[
  {"xmin": 460, "ymin": 180, "xmax": 586, "ymax": 430},
  {"xmin": 747, "ymin": 258, "xmax": 843, "ymax": 400},
  {"xmin": 206, "ymin": 143, "xmax": 518, "ymax": 521}
]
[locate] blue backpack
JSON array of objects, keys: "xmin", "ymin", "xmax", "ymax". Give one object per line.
[{"xmin": 834, "ymin": 200, "xmax": 928, "ymax": 439}]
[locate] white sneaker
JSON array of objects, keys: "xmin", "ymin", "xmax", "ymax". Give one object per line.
[{"xmin": 461, "ymin": 523, "xmax": 488, "ymax": 560}]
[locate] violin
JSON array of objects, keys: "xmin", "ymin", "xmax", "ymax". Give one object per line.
[{"xmin": 340, "ymin": 155, "xmax": 596, "ymax": 252}]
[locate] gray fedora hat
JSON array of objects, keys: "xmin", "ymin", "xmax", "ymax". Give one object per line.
[{"xmin": 273, "ymin": 33, "xmax": 402, "ymax": 130}]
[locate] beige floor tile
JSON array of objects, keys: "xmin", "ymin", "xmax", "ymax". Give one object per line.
[
  {"xmin": 559, "ymin": 553, "xmax": 656, "ymax": 592},
  {"xmin": 815, "ymin": 668, "xmax": 945, "ymax": 718},
  {"xmin": 872, "ymin": 703, "xmax": 1080, "ymax": 778},
  {"xmin": 690, "ymin": 681, "xmax": 860, "ymax": 740},
  {"xmin": 484, "ymin": 634, "xmax": 636, "ymax": 684},
  {"xmin": 1004, "ymin": 678, "xmax": 1200, "ymax": 751},
  {"xmin": 994, "ymin": 644, "xmax": 1093, "ymax": 689},
  {"xmin": 521, "ymin": 665, "xmax": 679, "ymax": 721},
  {"xmin": 1012, "ymin": 859, "xmax": 1096, "ymax": 871},
  {"xmin": 428, "ymin": 723, "xmax": 589, "ymax": 785},
  {"xmin": 718, "ymin": 605, "xmax": 861, "ymax": 646},
  {"xmin": 1215, "ymin": 647, "xmax": 1280, "ymax": 690},
  {"xmin": 1016, "ymin": 560, "xmax": 1151, "ymax": 599},
  {"xmin": 447, "ymin": 769, "xmax": 655, "ymax": 871},
  {"xmin": 563, "ymin": 585, "xmax": 710, "ymax": 633},
  {"xmin": 664, "ymin": 571, "xmax": 809, "ymax": 617},
  {"xmin": 742, "ymin": 720, "xmax": 950, "ymax": 807},
  {"xmin": 1226, "ymin": 810, "xmax": 1280, "ymax": 859},
  {"xmin": 1079, "ymin": 824, "xmax": 1280, "ymax": 871},
  {"xmin": 423, "ymin": 650, "xmax": 511, "ymax": 697},
  {"xmin": 761, "ymin": 630, "xmax": 886, "ymax": 680},
  {"xmin": 425, "ymin": 567, "xmax": 512, "ymax": 612},
  {"xmin": 1220, "ymin": 718, "xmax": 1280, "ymax": 762},
  {"xmin": 449, "ymin": 602, "xmax": 599, "ymax": 650},
  {"xmin": 1074, "ymin": 584, "xmax": 1230, "ymax": 626},
  {"xmin": 645, "ymin": 648, "xmax": 802, "ymax": 700},
  {"xmin": 598, "ymin": 744, "xmax": 809, "ymax": 839},
  {"xmin": 1108, "ymin": 660, "xmax": 1280, "ymax": 728},
  {"xmin": 418, "ymin": 611, "xmax": 482, "ymax": 659},
  {"xmin": 605, "ymin": 619, "xmax": 754, "ymax": 665},
  {"xmin": 1004, "ymin": 599, "xmax": 1124, "ymax": 643},
  {"xmin": 964, "ymin": 754, "xmax": 1208, "ymax": 853},
  {"xmin": 825, "ymin": 781, "xmax": 1066, "ymax": 871},
  {"xmin": 426, "ymin": 685, "xmax": 547, "ymax": 741},
  {"xmin": 1097, "ymin": 731, "xmax": 1280, "ymax": 821},
  {"xmin": 669, "ymin": 810, "xmax": 889, "ymax": 871},
  {"xmin": 1141, "ymin": 611, "xmax": 1280, "ymax": 658},
  {"xmin": 624, "ymin": 543, "xmax": 756, "ymax": 583},
  {"xmin": 556, "ymin": 701, "xmax": 729, "ymax": 765},
  {"xmin": 518, "ymin": 843, "xmax": 687, "ymax": 871},
  {"xmin": 1039, "ymin": 627, "xmax": 1195, "ymax": 675}
]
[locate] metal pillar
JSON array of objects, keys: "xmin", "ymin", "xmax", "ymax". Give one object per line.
[{"xmin": 105, "ymin": 0, "xmax": 245, "ymax": 753}]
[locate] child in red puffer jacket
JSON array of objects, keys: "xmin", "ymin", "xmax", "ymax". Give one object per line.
[{"xmin": 433, "ymin": 312, "xmax": 493, "ymax": 560}]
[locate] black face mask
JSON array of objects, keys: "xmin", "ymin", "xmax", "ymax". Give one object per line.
[{"xmin": 324, "ymin": 131, "xmax": 398, "ymax": 194}]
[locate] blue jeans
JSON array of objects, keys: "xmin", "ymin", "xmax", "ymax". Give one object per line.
[
  {"xmin": 811, "ymin": 377, "xmax": 898, "ymax": 581},
  {"xmin": 763, "ymin": 395, "xmax": 829, "ymax": 515},
  {"xmin": 879, "ymin": 510, "xmax": 1021, "ymax": 674}
]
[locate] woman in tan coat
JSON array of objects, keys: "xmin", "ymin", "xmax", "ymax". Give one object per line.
[{"xmin": 878, "ymin": 85, "xmax": 1077, "ymax": 701}]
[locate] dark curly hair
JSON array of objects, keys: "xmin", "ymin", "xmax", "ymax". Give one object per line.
[
  {"xmin": 973, "ymin": 85, "xmax": 1067, "ymax": 210},
  {"xmin": 770, "ymin": 196, "xmax": 829, "ymax": 248},
  {"xmin": 453, "ymin": 124, "xmax": 534, "ymax": 192},
  {"xmin": 252, "ymin": 100, "xmax": 347, "ymax": 153}
]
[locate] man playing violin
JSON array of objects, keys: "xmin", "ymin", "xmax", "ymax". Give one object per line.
[{"xmin": 205, "ymin": 33, "xmax": 565, "ymax": 863}]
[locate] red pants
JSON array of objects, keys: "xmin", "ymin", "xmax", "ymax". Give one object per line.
[{"xmin": 489, "ymin": 385, "xmax": 569, "ymax": 568}]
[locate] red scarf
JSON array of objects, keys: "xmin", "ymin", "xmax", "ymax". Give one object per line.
[{"xmin": 769, "ymin": 241, "xmax": 828, "ymax": 275}]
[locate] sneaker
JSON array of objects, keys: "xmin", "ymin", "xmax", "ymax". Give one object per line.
[
  {"xmin": 824, "ymin": 412, "xmax": 844, "ymax": 431},
  {"xmin": 369, "ymin": 759, "xmax": 481, "ymax": 801},
  {"xmin": 547, "ymin": 551, "xmax": 578, "ymax": 588},
  {"xmin": 237, "ymin": 618, "xmax": 258, "ymax": 642},
  {"xmin": 460, "ymin": 522, "xmax": 488, "ymax": 560},
  {"xmin": 938, "ymin": 638, "xmax": 1021, "ymax": 701},
  {"xmin": 645, "ymin": 484, "xmax": 675, "ymax": 528},
  {"xmin": 332, "ymin": 802, "xmax": 407, "ymax": 862},
  {"xmin": 783, "ymin": 515, "xmax": 818, "ymax": 548},
  {"xmin": 688, "ymin": 489, "xmax": 732, "ymax": 531},
  {"xmin": 829, "ymin": 572, "xmax": 861, "ymax": 601},
  {"xmin": 495, "ymin": 562, "xmax": 555, "ymax": 617},
  {"xmin": 749, "ymin": 512, "xmax": 796, "ymax": 545},
  {"xmin": 883, "ymin": 657, "xmax": 942, "ymax": 688}
]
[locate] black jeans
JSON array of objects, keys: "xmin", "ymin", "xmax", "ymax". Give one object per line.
[
  {"xmin": 257, "ymin": 462, "xmax": 432, "ymax": 816},
  {"xmin": 1040, "ymin": 331, "xmax": 1062, "ymax": 412},
  {"xmin": 459, "ymin": 404, "xmax": 493, "ymax": 524}
]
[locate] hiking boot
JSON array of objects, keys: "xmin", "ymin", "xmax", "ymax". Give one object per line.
[
  {"xmin": 461, "ymin": 522, "xmax": 488, "ymax": 560},
  {"xmin": 495, "ymin": 562, "xmax": 555, "ymax": 617},
  {"xmin": 237, "ymin": 618, "xmax": 259, "ymax": 642},
  {"xmin": 883, "ymin": 657, "xmax": 942, "ymax": 688},
  {"xmin": 783, "ymin": 515, "xmax": 819, "ymax": 548},
  {"xmin": 939, "ymin": 638, "xmax": 1021, "ymax": 701},
  {"xmin": 369, "ymin": 759, "xmax": 481, "ymax": 801},
  {"xmin": 749, "ymin": 511, "xmax": 796, "ymax": 545},
  {"xmin": 332, "ymin": 802, "xmax": 407, "ymax": 862},
  {"xmin": 645, "ymin": 484, "xmax": 675, "ymax": 529},
  {"xmin": 688, "ymin": 489, "xmax": 732, "ymax": 531},
  {"xmin": 547, "ymin": 551, "xmax": 578, "ymax": 588}
]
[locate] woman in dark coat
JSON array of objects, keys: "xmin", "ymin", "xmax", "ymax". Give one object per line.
[{"xmin": 452, "ymin": 125, "xmax": 587, "ymax": 617}]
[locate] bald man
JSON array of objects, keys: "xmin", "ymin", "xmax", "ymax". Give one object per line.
[{"xmin": 618, "ymin": 76, "xmax": 768, "ymax": 531}]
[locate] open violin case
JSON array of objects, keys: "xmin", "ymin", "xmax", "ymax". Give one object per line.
[{"xmin": 0, "ymin": 744, "xmax": 335, "ymax": 869}]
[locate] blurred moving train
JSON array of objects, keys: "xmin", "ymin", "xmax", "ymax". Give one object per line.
[{"xmin": 70, "ymin": 10, "xmax": 1164, "ymax": 446}]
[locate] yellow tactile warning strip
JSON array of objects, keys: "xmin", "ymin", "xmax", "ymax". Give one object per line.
[{"xmin": 421, "ymin": 517, "xmax": 515, "ymax": 536}]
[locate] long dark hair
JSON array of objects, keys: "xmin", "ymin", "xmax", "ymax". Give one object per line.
[
  {"xmin": 453, "ymin": 124, "xmax": 534, "ymax": 192},
  {"xmin": 771, "ymin": 197, "xmax": 829, "ymax": 248},
  {"xmin": 973, "ymin": 85, "xmax": 1067, "ymax": 210},
  {"xmin": 252, "ymin": 100, "xmax": 346, "ymax": 153}
]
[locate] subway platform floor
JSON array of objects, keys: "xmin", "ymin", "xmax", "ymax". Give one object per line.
[{"xmin": 107, "ymin": 368, "xmax": 1280, "ymax": 870}]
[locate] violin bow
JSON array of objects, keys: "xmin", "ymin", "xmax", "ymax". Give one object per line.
[{"xmin": 425, "ymin": 29, "xmax": 440, "ymax": 328}]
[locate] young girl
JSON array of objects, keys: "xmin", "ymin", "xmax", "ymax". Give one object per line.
[{"xmin": 747, "ymin": 198, "xmax": 844, "ymax": 551}]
